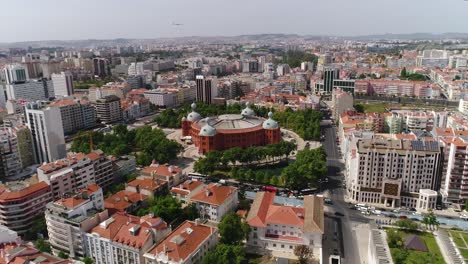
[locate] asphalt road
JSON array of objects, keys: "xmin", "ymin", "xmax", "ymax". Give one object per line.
[{"xmin": 321, "ymin": 119, "xmax": 369, "ymax": 264}]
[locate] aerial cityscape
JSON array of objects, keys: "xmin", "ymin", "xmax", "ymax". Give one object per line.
[{"xmin": 1, "ymin": 1, "xmax": 468, "ymax": 264}]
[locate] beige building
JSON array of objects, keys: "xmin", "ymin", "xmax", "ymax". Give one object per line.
[
  {"xmin": 141, "ymin": 162, "xmax": 184, "ymax": 188},
  {"xmin": 332, "ymin": 88, "xmax": 354, "ymax": 119},
  {"xmin": 46, "ymin": 184, "xmax": 108, "ymax": 258},
  {"xmin": 189, "ymin": 183, "xmax": 238, "ymax": 222},
  {"xmin": 96, "ymin": 95, "xmax": 123, "ymax": 124},
  {"xmin": 170, "ymin": 179, "xmax": 205, "ymax": 207},
  {"xmin": 346, "ymin": 138, "xmax": 442, "ymax": 208},
  {"xmin": 246, "ymin": 192, "xmax": 324, "ymax": 261}
]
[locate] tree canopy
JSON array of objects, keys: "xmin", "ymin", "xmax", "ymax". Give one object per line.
[
  {"xmin": 202, "ymin": 244, "xmax": 246, "ymax": 264},
  {"xmin": 280, "ymin": 147, "xmax": 327, "ymax": 190},
  {"xmin": 218, "ymin": 212, "xmax": 251, "ymax": 245},
  {"xmin": 278, "ymin": 50, "xmax": 318, "ymax": 68},
  {"xmin": 193, "ymin": 141, "xmax": 296, "ymax": 175},
  {"xmin": 71, "ymin": 125, "xmax": 183, "ymax": 166},
  {"xmin": 273, "ymin": 108, "xmax": 323, "ymax": 140},
  {"xmin": 294, "ymin": 245, "xmax": 313, "ymax": 264},
  {"xmin": 136, "ymin": 196, "xmax": 183, "ymax": 223}
]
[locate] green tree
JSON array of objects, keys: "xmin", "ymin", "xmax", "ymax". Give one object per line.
[
  {"xmin": 58, "ymin": 251, "xmax": 69, "ymax": 259},
  {"xmin": 218, "ymin": 213, "xmax": 251, "ymax": 245},
  {"xmin": 422, "ymin": 209, "xmax": 439, "ymax": 230},
  {"xmin": 281, "ymin": 148, "xmax": 327, "ymax": 190},
  {"xmin": 83, "ymin": 257, "xmax": 94, "ymax": 264},
  {"xmin": 465, "ymin": 200, "xmax": 468, "ymax": 211},
  {"xmin": 294, "ymin": 245, "xmax": 313, "ymax": 264},
  {"xmin": 138, "ymin": 196, "xmax": 184, "ymax": 223},
  {"xmin": 392, "ymin": 248, "xmax": 409, "ymax": 264},
  {"xmin": 400, "ymin": 67, "xmax": 407, "ymax": 78},
  {"xmin": 35, "ymin": 238, "xmax": 51, "ymax": 253},
  {"xmin": 396, "ymin": 218, "xmax": 418, "ymax": 231},
  {"xmin": 354, "ymin": 104, "xmax": 365, "ymax": 113},
  {"xmin": 183, "ymin": 203, "xmax": 200, "ymax": 221},
  {"xmin": 202, "ymin": 244, "xmax": 246, "ymax": 264},
  {"xmin": 387, "ymin": 229, "xmax": 404, "ymax": 248}
]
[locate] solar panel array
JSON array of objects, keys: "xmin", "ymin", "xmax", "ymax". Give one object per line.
[{"xmin": 410, "ymin": 140, "xmax": 439, "ymax": 151}]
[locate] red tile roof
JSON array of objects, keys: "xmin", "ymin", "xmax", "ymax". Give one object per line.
[
  {"xmin": 141, "ymin": 164, "xmax": 181, "ymax": 178},
  {"xmin": 190, "ymin": 183, "xmax": 237, "ymax": 206},
  {"xmin": 127, "ymin": 178, "xmax": 167, "ymax": 192},
  {"xmin": 0, "ymin": 181, "xmax": 50, "ymax": 202},
  {"xmin": 170, "ymin": 180, "xmax": 204, "ymax": 195},
  {"xmin": 104, "ymin": 190, "xmax": 147, "ymax": 212},
  {"xmin": 146, "ymin": 221, "xmax": 216, "ymax": 262},
  {"xmin": 54, "ymin": 184, "xmax": 100, "ymax": 209}
]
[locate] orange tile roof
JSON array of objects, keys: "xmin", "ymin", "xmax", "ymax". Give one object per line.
[
  {"xmin": 127, "ymin": 178, "xmax": 166, "ymax": 192},
  {"xmin": 190, "ymin": 183, "xmax": 237, "ymax": 206},
  {"xmin": 246, "ymin": 192, "xmax": 324, "ymax": 233},
  {"xmin": 49, "ymin": 99, "xmax": 78, "ymax": 107},
  {"xmin": 0, "ymin": 181, "xmax": 50, "ymax": 202},
  {"xmin": 170, "ymin": 180, "xmax": 204, "ymax": 195},
  {"xmin": 141, "ymin": 164, "xmax": 181, "ymax": 178},
  {"xmin": 89, "ymin": 212, "xmax": 166, "ymax": 249},
  {"xmin": 0, "ymin": 244, "xmax": 70, "ymax": 264},
  {"xmin": 146, "ymin": 221, "xmax": 216, "ymax": 262},
  {"xmin": 54, "ymin": 184, "xmax": 100, "ymax": 209},
  {"xmin": 86, "ymin": 151, "xmax": 102, "ymax": 161},
  {"xmin": 38, "ymin": 153, "xmax": 88, "ymax": 173},
  {"xmin": 104, "ymin": 190, "xmax": 148, "ymax": 212}
]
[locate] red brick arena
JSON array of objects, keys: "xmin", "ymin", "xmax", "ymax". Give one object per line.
[{"xmin": 182, "ymin": 103, "xmax": 281, "ymax": 154}]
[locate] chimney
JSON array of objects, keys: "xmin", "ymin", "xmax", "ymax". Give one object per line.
[
  {"xmin": 195, "ymin": 218, "xmax": 201, "ymax": 226},
  {"xmin": 163, "ymin": 243, "xmax": 168, "ymax": 253},
  {"xmin": 124, "ymin": 195, "xmax": 129, "ymax": 202},
  {"xmin": 149, "ymin": 212, "xmax": 154, "ymax": 218},
  {"xmin": 168, "ymin": 165, "xmax": 174, "ymax": 173},
  {"xmin": 205, "ymin": 190, "xmax": 211, "ymax": 197}
]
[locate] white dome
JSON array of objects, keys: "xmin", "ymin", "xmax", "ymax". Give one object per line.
[
  {"xmin": 262, "ymin": 112, "xmax": 279, "ymax": 129},
  {"xmin": 241, "ymin": 102, "xmax": 255, "ymax": 117},
  {"xmin": 199, "ymin": 126, "xmax": 217, "ymax": 136},
  {"xmin": 186, "ymin": 103, "xmax": 202, "ymax": 122},
  {"xmin": 199, "ymin": 118, "xmax": 217, "ymax": 136},
  {"xmin": 187, "ymin": 112, "xmax": 202, "ymax": 122}
]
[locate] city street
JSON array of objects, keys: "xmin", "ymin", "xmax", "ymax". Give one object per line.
[{"xmin": 321, "ymin": 118, "xmax": 370, "ymax": 264}]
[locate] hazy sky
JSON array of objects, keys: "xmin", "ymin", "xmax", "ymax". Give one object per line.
[{"xmin": 2, "ymin": 0, "xmax": 468, "ymax": 42}]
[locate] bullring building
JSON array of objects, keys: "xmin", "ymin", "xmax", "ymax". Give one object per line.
[{"xmin": 182, "ymin": 103, "xmax": 281, "ymax": 154}]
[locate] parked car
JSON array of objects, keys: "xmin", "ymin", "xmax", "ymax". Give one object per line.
[
  {"xmin": 335, "ymin": 212, "xmax": 344, "ymax": 217},
  {"xmin": 399, "ymin": 215, "xmax": 408, "ymax": 219}
]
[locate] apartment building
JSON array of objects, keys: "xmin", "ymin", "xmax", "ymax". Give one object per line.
[
  {"xmin": 37, "ymin": 153, "xmax": 96, "ymax": 199},
  {"xmin": 25, "ymin": 102, "xmax": 66, "ymax": 163},
  {"xmin": 45, "ymin": 184, "xmax": 108, "ymax": 258},
  {"xmin": 0, "ymin": 126, "xmax": 35, "ymax": 179},
  {"xmin": 49, "ymin": 99, "xmax": 96, "ymax": 135},
  {"xmin": 144, "ymin": 220, "xmax": 218, "ymax": 264},
  {"xmin": 85, "ymin": 212, "xmax": 171, "ymax": 264},
  {"xmin": 5, "ymin": 79, "xmax": 54, "ymax": 101},
  {"xmin": 439, "ymin": 135, "xmax": 468, "ymax": 204},
  {"xmin": 190, "ymin": 183, "xmax": 238, "ymax": 222},
  {"xmin": 87, "ymin": 150, "xmax": 114, "ymax": 190},
  {"xmin": 246, "ymin": 192, "xmax": 324, "ymax": 261},
  {"xmin": 170, "ymin": 179, "xmax": 205, "ymax": 207},
  {"xmin": 331, "ymin": 88, "xmax": 354, "ymax": 119},
  {"xmin": 346, "ymin": 138, "xmax": 442, "ymax": 209},
  {"xmin": 140, "ymin": 162, "xmax": 184, "ymax": 188},
  {"xmin": 51, "ymin": 71, "xmax": 74, "ymax": 97},
  {"xmin": 144, "ymin": 90, "xmax": 177, "ymax": 107},
  {"xmin": 354, "ymin": 80, "xmax": 433, "ymax": 98},
  {"xmin": 0, "ymin": 181, "xmax": 52, "ymax": 234},
  {"xmin": 0, "ymin": 243, "xmax": 70, "ymax": 264},
  {"xmin": 96, "ymin": 95, "xmax": 123, "ymax": 124}
]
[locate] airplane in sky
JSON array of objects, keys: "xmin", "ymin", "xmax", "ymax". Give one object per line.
[{"xmin": 172, "ymin": 22, "xmax": 184, "ymax": 26}]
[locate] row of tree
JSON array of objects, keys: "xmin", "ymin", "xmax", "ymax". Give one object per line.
[
  {"xmin": 136, "ymin": 195, "xmax": 199, "ymax": 225},
  {"xmin": 193, "ymin": 141, "xmax": 297, "ymax": 175},
  {"xmin": 154, "ymin": 102, "xmax": 271, "ymax": 128},
  {"xmin": 273, "ymin": 108, "xmax": 323, "ymax": 141},
  {"xmin": 71, "ymin": 125, "xmax": 183, "ymax": 166},
  {"xmin": 277, "ymin": 50, "xmax": 318, "ymax": 68}
]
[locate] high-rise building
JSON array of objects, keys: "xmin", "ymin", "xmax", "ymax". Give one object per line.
[
  {"xmin": 93, "ymin": 58, "xmax": 110, "ymax": 77},
  {"xmin": 3, "ymin": 64, "xmax": 29, "ymax": 84},
  {"xmin": 46, "ymin": 184, "xmax": 108, "ymax": 258},
  {"xmin": 25, "ymin": 102, "xmax": 66, "ymax": 163},
  {"xmin": 195, "ymin": 75, "xmax": 218, "ymax": 104},
  {"xmin": 96, "ymin": 95, "xmax": 123, "ymax": 124},
  {"xmin": 346, "ymin": 138, "xmax": 442, "ymax": 209},
  {"xmin": 51, "ymin": 71, "xmax": 74, "ymax": 97},
  {"xmin": 49, "ymin": 99, "xmax": 96, "ymax": 135},
  {"xmin": 4, "ymin": 79, "xmax": 54, "ymax": 101},
  {"xmin": 323, "ymin": 67, "xmax": 340, "ymax": 93},
  {"xmin": 87, "ymin": 150, "xmax": 114, "ymax": 190}
]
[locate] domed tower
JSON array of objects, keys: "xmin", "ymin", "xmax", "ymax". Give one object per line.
[
  {"xmin": 241, "ymin": 102, "xmax": 255, "ymax": 117},
  {"xmin": 182, "ymin": 103, "xmax": 202, "ymax": 137},
  {"xmin": 198, "ymin": 118, "xmax": 217, "ymax": 154},
  {"xmin": 263, "ymin": 112, "xmax": 281, "ymax": 144}
]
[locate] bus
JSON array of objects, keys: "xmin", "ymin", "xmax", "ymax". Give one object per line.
[
  {"xmin": 187, "ymin": 172, "xmax": 208, "ymax": 182},
  {"xmin": 300, "ymin": 188, "xmax": 318, "ymax": 195},
  {"xmin": 262, "ymin": 186, "xmax": 278, "ymax": 193}
]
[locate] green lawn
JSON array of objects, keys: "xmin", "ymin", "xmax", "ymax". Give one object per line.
[
  {"xmin": 388, "ymin": 230, "xmax": 445, "ymax": 264},
  {"xmin": 450, "ymin": 231, "xmax": 467, "ymax": 248},
  {"xmin": 359, "ymin": 103, "xmax": 390, "ymax": 113},
  {"xmin": 460, "ymin": 248, "xmax": 468, "ymax": 259}
]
